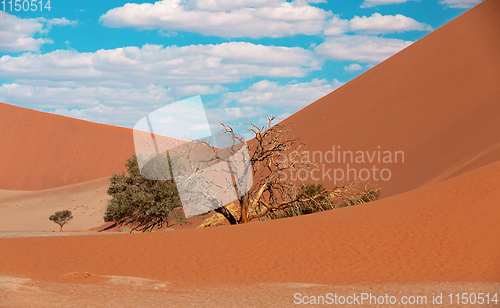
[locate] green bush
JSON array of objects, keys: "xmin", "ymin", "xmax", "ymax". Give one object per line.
[{"xmin": 104, "ymin": 155, "xmax": 185, "ymax": 232}]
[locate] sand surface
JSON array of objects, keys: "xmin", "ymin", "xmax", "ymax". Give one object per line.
[
  {"xmin": 0, "ymin": 161, "xmax": 499, "ymax": 306},
  {"xmin": 1, "ymin": 278, "xmax": 498, "ymax": 307},
  {"xmin": 0, "ymin": 177, "xmax": 111, "ymax": 232},
  {"xmin": 0, "ymin": 103, "xmax": 135, "ymax": 191},
  {"xmin": 1, "ymin": 161, "xmax": 499, "ymax": 289}
]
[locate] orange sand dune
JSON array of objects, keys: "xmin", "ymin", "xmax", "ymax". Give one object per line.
[
  {"xmin": 0, "ymin": 177, "xmax": 111, "ymax": 232},
  {"xmin": 0, "ymin": 2, "xmax": 499, "ymax": 306},
  {"xmin": 284, "ymin": 0, "xmax": 500, "ymax": 197},
  {"xmin": 1, "ymin": 159, "xmax": 499, "ymax": 287},
  {"xmin": 0, "ymin": 103, "xmax": 135, "ymax": 191}
]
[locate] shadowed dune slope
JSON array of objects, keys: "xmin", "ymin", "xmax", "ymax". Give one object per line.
[
  {"xmin": 0, "ymin": 103, "xmax": 135, "ymax": 190},
  {"xmin": 283, "ymin": 0, "xmax": 500, "ymax": 197},
  {"xmin": 1, "ymin": 160, "xmax": 499, "ymax": 286}
]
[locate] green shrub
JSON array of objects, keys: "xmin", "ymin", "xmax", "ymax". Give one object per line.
[
  {"xmin": 104, "ymin": 155, "xmax": 185, "ymax": 232},
  {"xmin": 49, "ymin": 210, "xmax": 73, "ymax": 231}
]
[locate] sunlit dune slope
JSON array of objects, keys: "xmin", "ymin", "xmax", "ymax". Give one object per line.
[
  {"xmin": 0, "ymin": 177, "xmax": 111, "ymax": 232},
  {"xmin": 0, "ymin": 103, "xmax": 135, "ymax": 190},
  {"xmin": 283, "ymin": 0, "xmax": 500, "ymax": 197}
]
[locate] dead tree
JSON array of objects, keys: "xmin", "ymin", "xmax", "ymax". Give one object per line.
[{"xmin": 181, "ymin": 116, "xmax": 361, "ymax": 224}]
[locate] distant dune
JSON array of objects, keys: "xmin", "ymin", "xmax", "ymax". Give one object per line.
[
  {"xmin": 283, "ymin": 0, "xmax": 500, "ymax": 197},
  {"xmin": 0, "ymin": 177, "xmax": 111, "ymax": 232},
  {"xmin": 0, "ymin": 103, "xmax": 135, "ymax": 191}
]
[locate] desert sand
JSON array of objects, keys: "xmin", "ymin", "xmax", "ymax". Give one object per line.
[
  {"xmin": 0, "ymin": 103, "xmax": 135, "ymax": 191},
  {"xmin": 0, "ymin": 177, "xmax": 111, "ymax": 232},
  {"xmin": 1, "ymin": 160, "xmax": 499, "ymax": 306},
  {"xmin": 0, "ymin": 0, "xmax": 499, "ymax": 306}
]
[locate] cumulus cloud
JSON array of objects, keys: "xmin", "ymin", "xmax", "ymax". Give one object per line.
[
  {"xmin": 344, "ymin": 63, "xmax": 363, "ymax": 72},
  {"xmin": 439, "ymin": 0, "xmax": 482, "ymax": 9},
  {"xmin": 192, "ymin": 0, "xmax": 282, "ymax": 11},
  {"xmin": 0, "ymin": 83, "xmax": 174, "ymax": 127},
  {"xmin": 349, "ymin": 13, "xmax": 432, "ymax": 34},
  {"xmin": 0, "ymin": 82, "xmax": 278, "ymax": 129},
  {"xmin": 0, "ymin": 83, "xmax": 170, "ymax": 108},
  {"xmin": 323, "ymin": 16, "xmax": 349, "ymax": 35},
  {"xmin": 0, "ymin": 43, "xmax": 319, "ymax": 87},
  {"xmin": 0, "ymin": 42, "xmax": 321, "ymax": 127},
  {"xmin": 360, "ymin": 0, "xmax": 413, "ymax": 8},
  {"xmin": 324, "ymin": 13, "xmax": 431, "ymax": 35},
  {"xmin": 43, "ymin": 17, "xmax": 78, "ymax": 27},
  {"xmin": 223, "ymin": 78, "xmax": 344, "ymax": 109},
  {"xmin": 315, "ymin": 35, "xmax": 413, "ymax": 63},
  {"xmin": 0, "ymin": 12, "xmax": 77, "ymax": 52},
  {"xmin": 0, "ymin": 12, "xmax": 50, "ymax": 52},
  {"xmin": 101, "ymin": 1, "xmax": 430, "ymax": 38},
  {"xmin": 99, "ymin": 0, "xmax": 329, "ymax": 38}
]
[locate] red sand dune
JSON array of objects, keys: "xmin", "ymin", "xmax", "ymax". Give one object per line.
[
  {"xmin": 0, "ymin": 103, "xmax": 135, "ymax": 191},
  {"xmin": 1, "ymin": 160, "xmax": 499, "ymax": 288},
  {"xmin": 284, "ymin": 0, "xmax": 500, "ymax": 197},
  {"xmin": 0, "ymin": 1, "xmax": 499, "ymax": 305}
]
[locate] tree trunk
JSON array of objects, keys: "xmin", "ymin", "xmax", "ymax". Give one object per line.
[
  {"xmin": 59, "ymin": 224, "xmax": 63, "ymax": 232},
  {"xmin": 215, "ymin": 207, "xmax": 237, "ymax": 225},
  {"xmin": 239, "ymin": 195, "xmax": 248, "ymax": 224}
]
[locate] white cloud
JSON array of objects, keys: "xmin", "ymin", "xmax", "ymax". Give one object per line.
[
  {"xmin": 192, "ymin": 0, "xmax": 281, "ymax": 11},
  {"xmin": 205, "ymin": 105, "xmax": 266, "ymax": 125},
  {"xmin": 360, "ymin": 0, "xmax": 413, "ymax": 8},
  {"xmin": 0, "ymin": 12, "xmax": 77, "ymax": 52},
  {"xmin": 315, "ymin": 35, "xmax": 413, "ymax": 63},
  {"xmin": 0, "ymin": 83, "xmax": 174, "ymax": 127},
  {"xmin": 344, "ymin": 63, "xmax": 363, "ymax": 72},
  {"xmin": 324, "ymin": 16, "xmax": 349, "ymax": 35},
  {"xmin": 0, "ymin": 83, "xmax": 170, "ymax": 108},
  {"xmin": 324, "ymin": 13, "xmax": 431, "ymax": 35},
  {"xmin": 99, "ymin": 0, "xmax": 329, "ymax": 38},
  {"xmin": 0, "ymin": 43, "xmax": 319, "ymax": 87},
  {"xmin": 44, "ymin": 17, "xmax": 78, "ymax": 27},
  {"xmin": 349, "ymin": 13, "xmax": 432, "ymax": 34},
  {"xmin": 0, "ymin": 12, "xmax": 49, "ymax": 52},
  {"xmin": 224, "ymin": 79, "xmax": 344, "ymax": 109},
  {"xmin": 172, "ymin": 84, "xmax": 227, "ymax": 97},
  {"xmin": 275, "ymin": 111, "xmax": 293, "ymax": 122},
  {"xmin": 0, "ymin": 42, "xmax": 320, "ymax": 128},
  {"xmin": 439, "ymin": 0, "xmax": 482, "ymax": 9}
]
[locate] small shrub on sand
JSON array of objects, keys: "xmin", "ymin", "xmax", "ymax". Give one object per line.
[
  {"xmin": 261, "ymin": 184, "xmax": 380, "ymax": 220},
  {"xmin": 49, "ymin": 210, "xmax": 73, "ymax": 231},
  {"xmin": 119, "ymin": 227, "xmax": 132, "ymax": 233}
]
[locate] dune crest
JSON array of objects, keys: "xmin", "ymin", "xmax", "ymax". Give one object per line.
[{"xmin": 283, "ymin": 0, "xmax": 500, "ymax": 197}]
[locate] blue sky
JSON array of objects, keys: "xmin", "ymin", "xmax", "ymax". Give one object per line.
[{"xmin": 0, "ymin": 0, "xmax": 481, "ymax": 136}]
